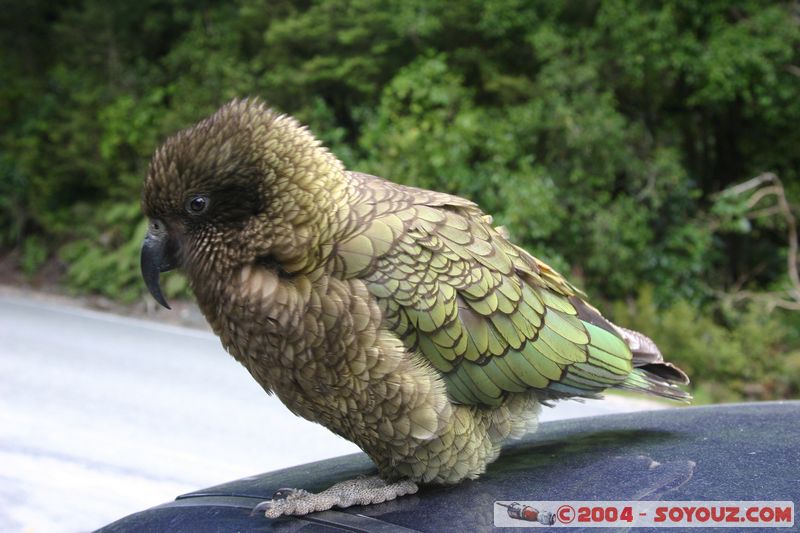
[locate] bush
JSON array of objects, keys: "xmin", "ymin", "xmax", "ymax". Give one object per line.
[
  {"xmin": 58, "ymin": 200, "xmax": 188, "ymax": 303},
  {"xmin": 611, "ymin": 287, "xmax": 800, "ymax": 402}
]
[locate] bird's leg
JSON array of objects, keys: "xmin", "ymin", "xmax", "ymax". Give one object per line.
[{"xmin": 252, "ymin": 475, "xmax": 418, "ymax": 518}]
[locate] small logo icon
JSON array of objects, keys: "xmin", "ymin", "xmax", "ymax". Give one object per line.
[{"xmin": 497, "ymin": 502, "xmax": 556, "ymax": 525}]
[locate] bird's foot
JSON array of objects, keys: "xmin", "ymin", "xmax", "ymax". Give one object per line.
[{"xmin": 252, "ymin": 475, "xmax": 418, "ymax": 518}]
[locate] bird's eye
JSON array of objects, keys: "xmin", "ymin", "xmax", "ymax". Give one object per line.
[{"xmin": 186, "ymin": 195, "xmax": 209, "ymax": 214}]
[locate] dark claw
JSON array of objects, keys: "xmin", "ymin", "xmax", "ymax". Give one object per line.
[
  {"xmin": 272, "ymin": 488, "xmax": 297, "ymax": 500},
  {"xmin": 251, "ymin": 489, "xmax": 298, "ymax": 517},
  {"xmin": 251, "ymin": 500, "xmax": 273, "ymax": 516}
]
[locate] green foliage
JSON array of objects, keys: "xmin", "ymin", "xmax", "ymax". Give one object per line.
[
  {"xmin": 20, "ymin": 235, "xmax": 47, "ymax": 277},
  {"xmin": 360, "ymin": 53, "xmax": 485, "ymax": 196},
  {"xmin": 1, "ymin": 0, "xmax": 799, "ymax": 401},
  {"xmin": 711, "ymin": 193, "xmax": 754, "ymax": 234},
  {"xmin": 612, "ymin": 288, "xmax": 800, "ymax": 402},
  {"xmin": 58, "ymin": 201, "xmax": 146, "ymax": 302},
  {"xmin": 58, "ymin": 201, "xmax": 188, "ymax": 302},
  {"xmin": 0, "ymin": 153, "xmax": 28, "ymax": 245}
]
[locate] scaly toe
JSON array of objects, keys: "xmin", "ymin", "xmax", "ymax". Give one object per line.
[
  {"xmin": 253, "ymin": 477, "xmax": 418, "ymax": 518},
  {"xmin": 257, "ymin": 498, "xmax": 300, "ymax": 519},
  {"xmin": 251, "ymin": 500, "xmax": 273, "ymax": 517},
  {"xmin": 252, "ymin": 488, "xmax": 315, "ymax": 518},
  {"xmin": 264, "ymin": 501, "xmax": 291, "ymax": 519}
]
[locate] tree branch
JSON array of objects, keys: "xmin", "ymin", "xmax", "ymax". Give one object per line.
[{"xmin": 715, "ymin": 173, "xmax": 800, "ymax": 310}]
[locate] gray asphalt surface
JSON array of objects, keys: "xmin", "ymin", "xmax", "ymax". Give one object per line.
[{"xmin": 0, "ymin": 292, "xmax": 666, "ymax": 532}]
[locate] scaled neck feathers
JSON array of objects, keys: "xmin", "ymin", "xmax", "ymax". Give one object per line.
[{"xmin": 248, "ymin": 107, "xmax": 355, "ymax": 274}]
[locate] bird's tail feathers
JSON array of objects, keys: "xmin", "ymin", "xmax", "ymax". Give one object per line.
[
  {"xmin": 569, "ymin": 297, "xmax": 691, "ymax": 402},
  {"xmin": 618, "ymin": 367, "xmax": 692, "ymax": 402},
  {"xmin": 610, "ymin": 324, "xmax": 691, "ymax": 402}
]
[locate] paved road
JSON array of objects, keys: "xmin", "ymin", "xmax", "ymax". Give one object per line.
[{"xmin": 0, "ymin": 293, "xmax": 666, "ymax": 532}]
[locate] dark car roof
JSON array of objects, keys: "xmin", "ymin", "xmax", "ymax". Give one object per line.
[{"xmin": 97, "ymin": 401, "xmax": 799, "ymax": 532}]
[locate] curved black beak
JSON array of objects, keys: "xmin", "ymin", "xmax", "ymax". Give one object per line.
[{"xmin": 140, "ymin": 219, "xmax": 179, "ymax": 309}]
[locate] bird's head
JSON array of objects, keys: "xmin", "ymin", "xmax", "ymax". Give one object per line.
[{"xmin": 140, "ymin": 98, "xmax": 345, "ymax": 309}]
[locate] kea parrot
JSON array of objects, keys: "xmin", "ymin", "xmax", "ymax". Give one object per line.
[{"xmin": 140, "ymin": 98, "xmax": 690, "ymax": 518}]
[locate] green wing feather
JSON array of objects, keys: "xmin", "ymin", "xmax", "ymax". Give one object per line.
[{"xmin": 337, "ymin": 173, "xmax": 684, "ymax": 406}]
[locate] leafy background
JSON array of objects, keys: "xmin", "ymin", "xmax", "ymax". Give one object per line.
[{"xmin": 2, "ymin": 0, "xmax": 799, "ymax": 402}]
